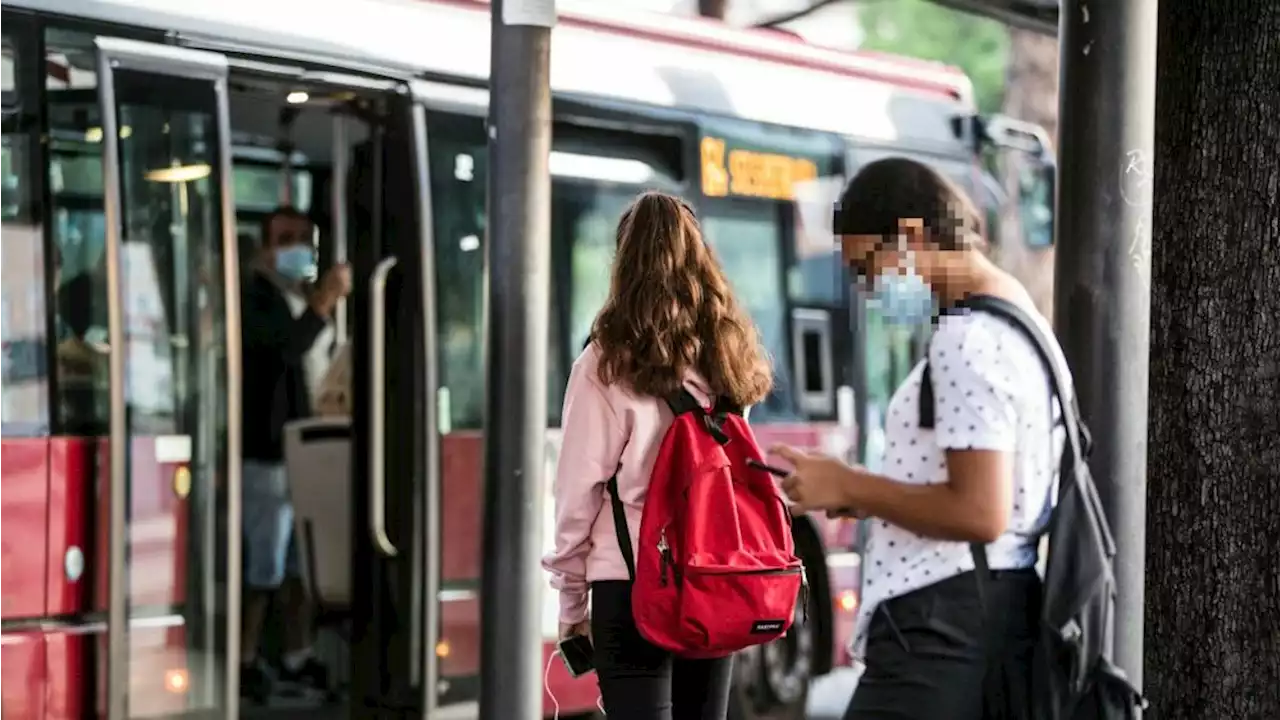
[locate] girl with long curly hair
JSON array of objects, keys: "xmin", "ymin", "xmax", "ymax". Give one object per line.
[{"xmin": 541, "ymin": 191, "xmax": 773, "ymax": 719}]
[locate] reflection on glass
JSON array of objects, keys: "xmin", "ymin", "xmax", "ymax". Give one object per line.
[
  {"xmin": 428, "ymin": 126, "xmax": 488, "ymax": 431},
  {"xmin": 46, "ymin": 90, "xmax": 112, "ymax": 432},
  {"xmin": 1, "ymin": 132, "xmax": 50, "ymax": 435},
  {"xmin": 110, "ymin": 74, "xmax": 230, "ymax": 718},
  {"xmin": 233, "ymin": 162, "xmax": 312, "ymax": 215}
]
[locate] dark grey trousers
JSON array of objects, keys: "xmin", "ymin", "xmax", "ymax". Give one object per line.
[{"xmin": 844, "ymin": 570, "xmax": 1042, "ymax": 720}]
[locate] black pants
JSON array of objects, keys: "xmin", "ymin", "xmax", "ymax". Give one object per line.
[
  {"xmin": 591, "ymin": 580, "xmax": 734, "ymax": 720},
  {"xmin": 844, "ymin": 569, "xmax": 1042, "ymax": 720}
]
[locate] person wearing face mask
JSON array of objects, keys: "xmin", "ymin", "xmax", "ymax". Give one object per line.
[
  {"xmin": 770, "ymin": 158, "xmax": 1074, "ymax": 719},
  {"xmin": 239, "ymin": 206, "xmax": 351, "ymax": 702}
]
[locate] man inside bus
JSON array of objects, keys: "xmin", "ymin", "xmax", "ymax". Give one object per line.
[{"xmin": 240, "ymin": 206, "xmax": 350, "ymax": 701}]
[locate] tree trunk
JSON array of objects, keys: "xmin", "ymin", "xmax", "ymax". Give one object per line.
[
  {"xmin": 698, "ymin": 0, "xmax": 728, "ymax": 20},
  {"xmin": 1146, "ymin": 3, "xmax": 1280, "ymax": 718},
  {"xmin": 995, "ymin": 28, "xmax": 1059, "ymax": 320}
]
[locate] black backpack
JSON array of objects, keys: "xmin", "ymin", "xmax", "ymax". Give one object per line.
[{"xmin": 918, "ymin": 295, "xmax": 1145, "ymax": 720}]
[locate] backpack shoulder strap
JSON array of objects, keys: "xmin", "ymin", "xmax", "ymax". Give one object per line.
[
  {"xmin": 955, "ymin": 295, "xmax": 1087, "ymax": 460},
  {"xmin": 665, "ymin": 389, "xmax": 704, "ymax": 416},
  {"xmin": 606, "ymin": 473, "xmax": 636, "ymax": 581},
  {"xmin": 917, "ymin": 296, "xmax": 1089, "ymax": 457},
  {"xmin": 915, "ymin": 295, "xmax": 1089, "ymax": 611}
]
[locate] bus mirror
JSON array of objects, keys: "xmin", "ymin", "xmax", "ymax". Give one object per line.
[{"xmin": 975, "ymin": 114, "xmax": 1054, "ymax": 161}]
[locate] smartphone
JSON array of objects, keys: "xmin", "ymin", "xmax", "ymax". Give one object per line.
[
  {"xmin": 747, "ymin": 457, "xmax": 791, "ymax": 478},
  {"xmin": 557, "ymin": 634, "xmax": 595, "ymax": 678}
]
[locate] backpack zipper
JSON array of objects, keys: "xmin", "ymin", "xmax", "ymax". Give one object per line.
[
  {"xmin": 657, "ymin": 530, "xmax": 675, "ymax": 586},
  {"xmin": 655, "ymin": 533, "xmax": 809, "ymax": 623},
  {"xmin": 679, "ymin": 564, "xmax": 810, "ymax": 624}
]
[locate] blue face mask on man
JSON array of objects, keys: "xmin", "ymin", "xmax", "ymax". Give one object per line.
[
  {"xmin": 869, "ymin": 258, "xmax": 935, "ymax": 326},
  {"xmin": 274, "ymin": 245, "xmax": 316, "ymax": 281}
]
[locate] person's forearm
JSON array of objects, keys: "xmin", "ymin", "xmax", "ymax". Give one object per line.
[{"xmin": 843, "ymin": 470, "xmax": 1002, "ymax": 543}]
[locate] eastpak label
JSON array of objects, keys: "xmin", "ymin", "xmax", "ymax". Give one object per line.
[{"xmin": 751, "ymin": 620, "xmax": 786, "ymax": 634}]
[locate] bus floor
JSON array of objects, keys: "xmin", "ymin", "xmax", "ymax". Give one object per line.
[{"xmin": 241, "ymin": 701, "xmax": 344, "ymax": 720}]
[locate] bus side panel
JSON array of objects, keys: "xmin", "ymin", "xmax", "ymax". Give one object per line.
[
  {"xmin": 45, "ymin": 629, "xmax": 88, "ymax": 720},
  {"xmin": 0, "ymin": 630, "xmax": 47, "ymax": 720},
  {"xmin": 52, "ymin": 437, "xmax": 189, "ymax": 616},
  {"xmin": 47, "ymin": 438, "xmax": 92, "ymax": 616},
  {"xmin": 441, "ymin": 432, "xmax": 483, "ymax": 582},
  {"xmin": 44, "ymin": 438, "xmax": 191, "ymax": 718},
  {"xmin": 1, "ymin": 438, "xmax": 50, "ymax": 620}
]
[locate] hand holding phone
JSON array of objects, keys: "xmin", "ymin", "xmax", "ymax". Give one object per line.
[
  {"xmin": 746, "ymin": 458, "xmax": 791, "ymax": 478},
  {"xmin": 557, "ymin": 634, "xmax": 595, "ymax": 678}
]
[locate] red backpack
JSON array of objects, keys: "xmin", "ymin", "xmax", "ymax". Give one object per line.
[{"xmin": 606, "ymin": 390, "xmax": 807, "ymax": 658}]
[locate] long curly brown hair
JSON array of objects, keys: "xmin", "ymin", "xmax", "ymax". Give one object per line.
[{"xmin": 591, "ymin": 191, "xmax": 773, "ymax": 407}]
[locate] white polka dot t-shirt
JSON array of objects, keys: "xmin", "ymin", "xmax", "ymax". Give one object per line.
[{"xmin": 851, "ymin": 308, "xmax": 1071, "ymax": 661}]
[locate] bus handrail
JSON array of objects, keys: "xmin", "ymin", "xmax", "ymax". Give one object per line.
[{"xmin": 369, "ymin": 255, "xmax": 399, "ymax": 557}]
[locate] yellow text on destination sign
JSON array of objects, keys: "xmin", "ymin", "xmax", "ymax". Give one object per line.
[{"xmin": 701, "ymin": 136, "xmax": 819, "ymax": 201}]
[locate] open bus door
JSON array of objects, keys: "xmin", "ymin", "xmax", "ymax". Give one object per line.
[
  {"xmin": 92, "ymin": 36, "xmax": 241, "ymax": 719},
  {"xmin": 344, "ymin": 82, "xmax": 443, "ymax": 719},
  {"xmin": 90, "ymin": 34, "xmax": 444, "ymax": 718}
]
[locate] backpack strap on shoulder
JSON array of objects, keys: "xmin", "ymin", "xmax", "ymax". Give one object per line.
[
  {"xmin": 712, "ymin": 396, "xmax": 745, "ymax": 417},
  {"xmin": 606, "ymin": 472, "xmax": 636, "ymax": 581},
  {"xmin": 666, "ymin": 389, "xmax": 732, "ymax": 444},
  {"xmin": 665, "ymin": 389, "xmax": 704, "ymax": 416},
  {"xmin": 918, "ymin": 363, "xmax": 937, "ymax": 429}
]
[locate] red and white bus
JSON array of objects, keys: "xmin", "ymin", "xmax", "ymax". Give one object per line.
[{"xmin": 0, "ymin": 0, "xmax": 1054, "ymax": 718}]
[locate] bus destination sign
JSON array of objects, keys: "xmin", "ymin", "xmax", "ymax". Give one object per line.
[{"xmin": 700, "ymin": 136, "xmax": 820, "ymax": 201}]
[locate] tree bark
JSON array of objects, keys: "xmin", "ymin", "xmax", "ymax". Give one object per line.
[
  {"xmin": 1146, "ymin": 3, "xmax": 1280, "ymax": 718},
  {"xmin": 995, "ymin": 28, "xmax": 1059, "ymax": 320},
  {"xmin": 698, "ymin": 0, "xmax": 728, "ymax": 20}
]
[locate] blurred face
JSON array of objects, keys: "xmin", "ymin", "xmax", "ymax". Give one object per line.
[
  {"xmin": 840, "ymin": 219, "xmax": 937, "ymax": 326},
  {"xmin": 840, "ymin": 218, "xmax": 930, "ymax": 286},
  {"xmin": 266, "ymin": 214, "xmax": 312, "ymax": 253},
  {"xmin": 265, "ymin": 214, "xmax": 315, "ymax": 282}
]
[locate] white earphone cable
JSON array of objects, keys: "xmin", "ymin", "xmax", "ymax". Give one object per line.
[{"xmin": 544, "ymin": 649, "xmax": 606, "ymax": 719}]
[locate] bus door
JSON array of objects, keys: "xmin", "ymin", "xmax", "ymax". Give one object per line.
[
  {"xmin": 91, "ymin": 37, "xmax": 240, "ymax": 719},
  {"xmin": 344, "ymin": 81, "xmax": 442, "ymax": 719}
]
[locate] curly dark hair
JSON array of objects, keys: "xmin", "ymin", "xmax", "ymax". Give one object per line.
[
  {"xmin": 590, "ymin": 191, "xmax": 773, "ymax": 407},
  {"xmin": 834, "ymin": 157, "xmax": 985, "ymax": 250}
]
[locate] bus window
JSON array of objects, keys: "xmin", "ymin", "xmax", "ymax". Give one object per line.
[
  {"xmin": 699, "ymin": 201, "xmax": 796, "ymax": 421},
  {"xmin": 44, "ymin": 28, "xmax": 111, "ymax": 433},
  {"xmin": 1, "ymin": 30, "xmax": 50, "ymax": 436},
  {"xmin": 561, "ymin": 186, "xmax": 629, "ymax": 357},
  {"xmin": 426, "ymin": 114, "xmax": 488, "ymax": 431},
  {"xmin": 789, "ymin": 175, "xmax": 845, "ymax": 305},
  {"xmin": 550, "ymin": 173, "xmax": 679, "ymax": 424},
  {"xmin": 427, "ymin": 111, "xmax": 683, "ymax": 430}
]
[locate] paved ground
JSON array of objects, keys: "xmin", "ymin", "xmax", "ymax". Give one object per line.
[
  {"xmin": 242, "ymin": 667, "xmax": 861, "ymax": 719},
  {"xmin": 804, "ymin": 668, "xmax": 859, "ymax": 719}
]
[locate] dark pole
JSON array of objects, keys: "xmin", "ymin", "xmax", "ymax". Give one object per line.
[
  {"xmin": 1054, "ymin": 0, "xmax": 1157, "ymax": 694},
  {"xmin": 479, "ymin": 1, "xmax": 553, "ymax": 719}
]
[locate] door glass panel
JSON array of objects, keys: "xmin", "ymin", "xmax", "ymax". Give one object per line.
[{"xmin": 106, "ymin": 64, "xmax": 231, "ymax": 719}]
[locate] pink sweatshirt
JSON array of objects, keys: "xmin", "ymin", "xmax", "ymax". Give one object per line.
[{"xmin": 541, "ymin": 343, "xmax": 717, "ymax": 626}]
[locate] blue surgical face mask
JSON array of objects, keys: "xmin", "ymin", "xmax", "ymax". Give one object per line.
[
  {"xmin": 870, "ymin": 262, "xmax": 935, "ymax": 326},
  {"xmin": 274, "ymin": 245, "xmax": 316, "ymax": 281}
]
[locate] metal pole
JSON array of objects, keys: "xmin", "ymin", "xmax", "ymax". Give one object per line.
[
  {"xmin": 331, "ymin": 113, "xmax": 349, "ymax": 346},
  {"xmin": 479, "ymin": 1, "xmax": 554, "ymax": 719},
  {"xmin": 1054, "ymin": 0, "xmax": 1157, "ymax": 693}
]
